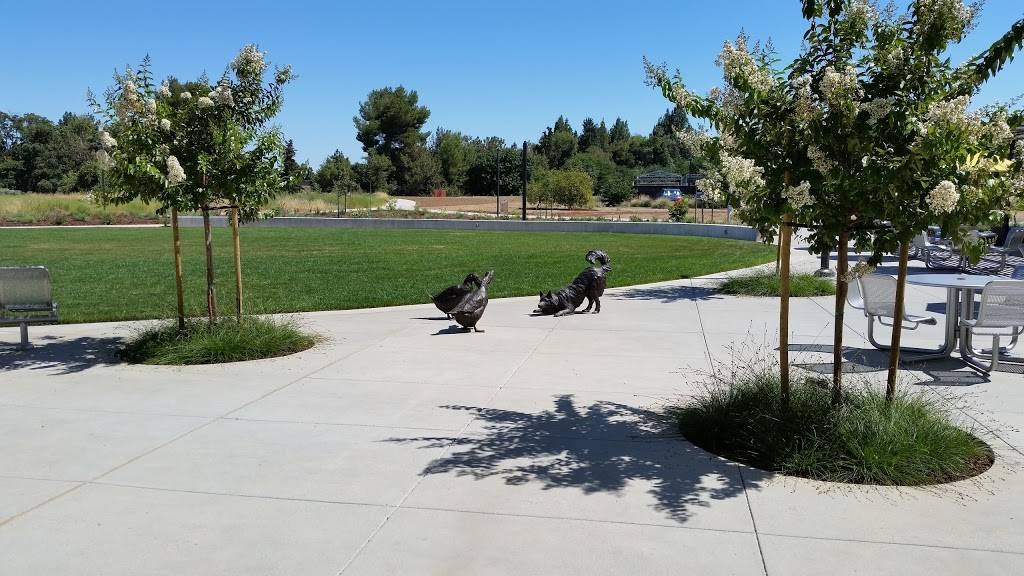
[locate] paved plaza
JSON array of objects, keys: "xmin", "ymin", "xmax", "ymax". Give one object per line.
[{"xmin": 1, "ymin": 250, "xmax": 1023, "ymax": 575}]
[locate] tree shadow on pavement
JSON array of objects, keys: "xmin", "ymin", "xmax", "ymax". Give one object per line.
[
  {"xmin": 386, "ymin": 394, "xmax": 765, "ymax": 525},
  {"xmin": 788, "ymin": 343, "xmax": 990, "ymax": 385},
  {"xmin": 609, "ymin": 284, "xmax": 722, "ymax": 303},
  {"xmin": 0, "ymin": 335, "xmax": 123, "ymax": 375}
]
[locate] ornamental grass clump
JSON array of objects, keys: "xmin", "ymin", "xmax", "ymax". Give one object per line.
[
  {"xmin": 719, "ymin": 271, "xmax": 835, "ymax": 297},
  {"xmin": 675, "ymin": 356, "xmax": 993, "ymax": 485},
  {"xmin": 122, "ymin": 316, "xmax": 318, "ymax": 365}
]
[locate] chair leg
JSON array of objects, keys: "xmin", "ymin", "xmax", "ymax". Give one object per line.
[
  {"xmin": 867, "ymin": 316, "xmax": 889, "ymax": 350},
  {"xmin": 992, "ymin": 335, "xmax": 1001, "ymax": 371},
  {"xmin": 19, "ymin": 322, "xmax": 29, "ymax": 350}
]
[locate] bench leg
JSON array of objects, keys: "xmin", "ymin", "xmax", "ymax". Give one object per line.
[{"xmin": 19, "ymin": 322, "xmax": 29, "ymax": 350}]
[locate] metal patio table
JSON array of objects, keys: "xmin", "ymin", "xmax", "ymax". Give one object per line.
[{"xmin": 905, "ymin": 273, "xmax": 1008, "ymax": 359}]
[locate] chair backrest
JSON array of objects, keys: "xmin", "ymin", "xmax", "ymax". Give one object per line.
[
  {"xmin": 857, "ymin": 274, "xmax": 898, "ymax": 318},
  {"xmin": 846, "ymin": 275, "xmax": 864, "ymax": 310},
  {"xmin": 911, "ymin": 233, "xmax": 928, "ymax": 249},
  {"xmin": 0, "ymin": 267, "xmax": 53, "ymax": 308},
  {"xmin": 976, "ymin": 280, "xmax": 1024, "ymax": 328},
  {"xmin": 1004, "ymin": 228, "xmax": 1024, "ymax": 251}
]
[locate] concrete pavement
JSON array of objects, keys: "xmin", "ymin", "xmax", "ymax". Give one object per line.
[{"xmin": 1, "ymin": 252, "xmax": 1023, "ymax": 575}]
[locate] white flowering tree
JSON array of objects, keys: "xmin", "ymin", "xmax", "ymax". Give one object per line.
[
  {"xmin": 91, "ymin": 46, "xmax": 294, "ymax": 325},
  {"xmin": 649, "ymin": 0, "xmax": 1024, "ymax": 401},
  {"xmin": 89, "ymin": 56, "xmax": 192, "ymax": 330}
]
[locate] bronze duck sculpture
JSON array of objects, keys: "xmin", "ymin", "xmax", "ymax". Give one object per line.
[
  {"xmin": 450, "ymin": 270, "xmax": 494, "ymax": 332},
  {"xmin": 430, "ymin": 273, "xmax": 481, "ymax": 319}
]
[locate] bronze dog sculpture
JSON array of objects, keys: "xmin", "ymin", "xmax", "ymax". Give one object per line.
[
  {"xmin": 430, "ymin": 273, "xmax": 482, "ymax": 319},
  {"xmin": 534, "ymin": 250, "xmax": 610, "ymax": 317},
  {"xmin": 450, "ymin": 270, "xmax": 494, "ymax": 332}
]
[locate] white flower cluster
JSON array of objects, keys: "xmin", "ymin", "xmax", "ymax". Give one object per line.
[
  {"xmin": 159, "ymin": 118, "xmax": 171, "ymax": 131},
  {"xmin": 275, "ymin": 64, "xmax": 294, "ymax": 85},
  {"xmin": 232, "ymin": 44, "xmax": 267, "ymax": 78},
  {"xmin": 846, "ymin": 0, "xmax": 878, "ymax": 30},
  {"xmin": 883, "ymin": 45, "xmax": 906, "ymax": 69},
  {"xmin": 676, "ymin": 129, "xmax": 711, "ymax": 155},
  {"xmin": 842, "ymin": 259, "xmax": 876, "ymax": 282},
  {"xmin": 716, "ymin": 36, "xmax": 775, "ymax": 93},
  {"xmin": 926, "ymin": 180, "xmax": 960, "ymax": 214},
  {"xmin": 859, "ymin": 97, "xmax": 896, "ymax": 125},
  {"xmin": 197, "ymin": 96, "xmax": 215, "ymax": 109},
  {"xmin": 669, "ymin": 84, "xmax": 691, "ymax": 109},
  {"xmin": 807, "ymin": 145, "xmax": 835, "ymax": 175},
  {"xmin": 121, "ymin": 79, "xmax": 139, "ymax": 103},
  {"xmin": 181, "ymin": 91, "xmax": 192, "ymax": 100},
  {"xmin": 792, "ymin": 75, "xmax": 819, "ymax": 123},
  {"xmin": 916, "ymin": 0, "xmax": 975, "ymax": 41},
  {"xmin": 99, "ymin": 131, "xmax": 117, "ymax": 149},
  {"xmin": 987, "ymin": 111, "xmax": 1014, "ymax": 146},
  {"xmin": 209, "ymin": 83, "xmax": 234, "ymax": 107},
  {"xmin": 719, "ymin": 152, "xmax": 765, "ymax": 198},
  {"xmin": 920, "ymin": 95, "xmax": 983, "ymax": 137},
  {"xmin": 166, "ymin": 155, "xmax": 186, "ymax": 186},
  {"xmin": 697, "ymin": 171, "xmax": 725, "ymax": 203},
  {"xmin": 94, "ymin": 149, "xmax": 113, "ymax": 170},
  {"xmin": 820, "ymin": 66, "xmax": 862, "ymax": 108},
  {"xmin": 159, "ymin": 81, "xmax": 171, "ymax": 98},
  {"xmin": 784, "ymin": 180, "xmax": 812, "ymax": 210},
  {"xmin": 145, "ymin": 99, "xmax": 157, "ymax": 115}
]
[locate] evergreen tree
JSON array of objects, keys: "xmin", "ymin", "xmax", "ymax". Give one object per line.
[
  {"xmin": 282, "ymin": 139, "xmax": 299, "ymax": 191},
  {"xmin": 353, "ymin": 86, "xmax": 430, "ymax": 167},
  {"xmin": 596, "ymin": 120, "xmax": 610, "ymax": 150},
  {"xmin": 537, "ymin": 115, "xmax": 577, "ymax": 168},
  {"xmin": 315, "ymin": 149, "xmax": 355, "ymax": 192},
  {"xmin": 578, "ymin": 117, "xmax": 600, "ymax": 150},
  {"xmin": 609, "ymin": 117, "xmax": 630, "ymax": 143}
]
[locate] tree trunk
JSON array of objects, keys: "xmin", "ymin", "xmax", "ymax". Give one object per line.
[
  {"xmin": 230, "ymin": 207, "xmax": 243, "ymax": 322},
  {"xmin": 832, "ymin": 230, "xmax": 850, "ymax": 404},
  {"xmin": 171, "ymin": 207, "xmax": 185, "ymax": 332},
  {"xmin": 201, "ymin": 207, "xmax": 217, "ymax": 325},
  {"xmin": 779, "ymin": 213, "xmax": 793, "ymax": 405},
  {"xmin": 775, "ymin": 238, "xmax": 781, "ymax": 275},
  {"xmin": 886, "ymin": 241, "xmax": 911, "ymax": 401}
]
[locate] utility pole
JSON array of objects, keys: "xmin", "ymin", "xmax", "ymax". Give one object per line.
[{"xmin": 496, "ymin": 146, "xmax": 501, "ymax": 217}]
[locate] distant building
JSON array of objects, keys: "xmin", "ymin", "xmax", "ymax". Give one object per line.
[{"xmin": 634, "ymin": 171, "xmax": 703, "ymax": 199}]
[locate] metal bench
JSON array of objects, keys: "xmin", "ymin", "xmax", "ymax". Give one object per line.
[{"xmin": 1, "ymin": 266, "xmax": 59, "ymax": 349}]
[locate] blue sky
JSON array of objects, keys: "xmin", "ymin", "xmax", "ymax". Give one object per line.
[{"xmin": 4, "ymin": 1, "xmax": 1022, "ymax": 166}]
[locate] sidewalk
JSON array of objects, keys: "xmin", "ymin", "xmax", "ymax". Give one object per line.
[{"xmin": 1, "ymin": 249, "xmax": 1022, "ymax": 575}]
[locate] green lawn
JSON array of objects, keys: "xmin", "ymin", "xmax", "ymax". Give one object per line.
[{"xmin": 0, "ymin": 227, "xmax": 775, "ymax": 323}]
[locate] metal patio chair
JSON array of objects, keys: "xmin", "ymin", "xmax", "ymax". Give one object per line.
[
  {"xmin": 857, "ymin": 274, "xmax": 937, "ymax": 350},
  {"xmin": 911, "ymin": 232, "xmax": 961, "ymax": 270},
  {"xmin": 983, "ymin": 227, "xmax": 1024, "ymax": 271},
  {"xmin": 960, "ymin": 280, "xmax": 1024, "ymax": 372},
  {"xmin": 0, "ymin": 266, "xmax": 60, "ymax": 349}
]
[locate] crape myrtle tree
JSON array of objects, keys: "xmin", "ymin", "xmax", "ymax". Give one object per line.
[
  {"xmin": 648, "ymin": 0, "xmax": 1024, "ymax": 401},
  {"xmin": 90, "ymin": 45, "xmax": 294, "ymax": 326}
]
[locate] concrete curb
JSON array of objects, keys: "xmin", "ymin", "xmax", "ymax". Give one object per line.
[{"xmin": 178, "ymin": 215, "xmax": 760, "ymax": 241}]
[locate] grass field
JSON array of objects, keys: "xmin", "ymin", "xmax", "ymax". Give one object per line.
[{"xmin": 0, "ymin": 227, "xmax": 775, "ymax": 323}]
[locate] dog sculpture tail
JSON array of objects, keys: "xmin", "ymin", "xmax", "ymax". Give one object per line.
[{"xmin": 585, "ymin": 249, "xmax": 611, "ymax": 272}]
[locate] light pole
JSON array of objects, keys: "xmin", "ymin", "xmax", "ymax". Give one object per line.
[{"xmin": 521, "ymin": 141, "xmax": 528, "ymax": 221}]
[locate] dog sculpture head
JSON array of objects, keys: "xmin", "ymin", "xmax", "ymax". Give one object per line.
[{"xmin": 534, "ymin": 291, "xmax": 558, "ymax": 315}]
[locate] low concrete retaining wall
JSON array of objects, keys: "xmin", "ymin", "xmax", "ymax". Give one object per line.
[{"xmin": 179, "ymin": 215, "xmax": 760, "ymax": 241}]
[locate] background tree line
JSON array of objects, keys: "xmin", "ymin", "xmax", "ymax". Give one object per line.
[
  {"xmin": 3, "ymin": 84, "xmax": 701, "ymax": 207},
  {"xmin": 0, "ymin": 112, "xmax": 104, "ymax": 193},
  {"xmin": 312, "ymin": 85, "xmax": 700, "ymax": 207}
]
